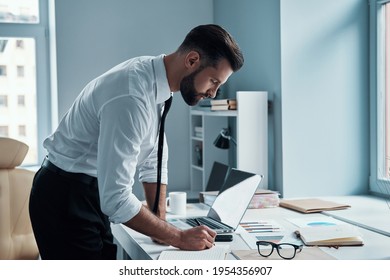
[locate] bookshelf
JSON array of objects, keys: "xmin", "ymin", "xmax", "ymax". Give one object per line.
[{"xmin": 189, "ymin": 91, "xmax": 268, "ymax": 197}]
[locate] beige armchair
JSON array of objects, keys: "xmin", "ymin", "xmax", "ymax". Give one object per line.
[{"xmin": 0, "ymin": 137, "xmax": 39, "ymax": 259}]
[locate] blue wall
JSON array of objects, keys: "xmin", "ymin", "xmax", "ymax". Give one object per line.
[
  {"xmin": 54, "ymin": 0, "xmax": 370, "ymax": 198},
  {"xmin": 53, "ymin": 0, "xmax": 214, "ymax": 199},
  {"xmin": 214, "ymin": 0, "xmax": 282, "ymax": 190},
  {"xmin": 215, "ymin": 0, "xmax": 369, "ymax": 197},
  {"xmin": 280, "ymin": 0, "xmax": 369, "ymax": 197}
]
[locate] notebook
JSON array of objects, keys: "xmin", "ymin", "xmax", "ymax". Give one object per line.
[
  {"xmin": 279, "ymin": 198, "xmax": 350, "ymax": 213},
  {"xmin": 169, "ymin": 169, "xmax": 262, "ymax": 233},
  {"xmin": 295, "ymin": 224, "xmax": 364, "ymax": 246}
]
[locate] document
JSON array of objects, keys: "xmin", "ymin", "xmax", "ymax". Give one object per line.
[
  {"xmin": 158, "ymin": 245, "xmax": 230, "ymax": 260},
  {"xmin": 295, "ymin": 224, "xmax": 364, "ymax": 247},
  {"xmin": 279, "ymin": 198, "xmax": 350, "ymax": 213}
]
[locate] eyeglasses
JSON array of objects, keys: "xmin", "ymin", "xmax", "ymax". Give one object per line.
[{"xmin": 256, "ymin": 241, "xmax": 303, "ymax": 260}]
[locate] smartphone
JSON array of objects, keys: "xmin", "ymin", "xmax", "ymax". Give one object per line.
[{"xmin": 215, "ymin": 234, "xmax": 233, "ymax": 242}]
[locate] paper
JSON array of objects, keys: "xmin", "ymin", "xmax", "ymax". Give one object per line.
[
  {"xmin": 237, "ymin": 221, "xmax": 285, "ymax": 250},
  {"xmin": 158, "ymin": 245, "xmax": 230, "ymax": 260},
  {"xmin": 287, "ymin": 216, "xmax": 346, "ymax": 228},
  {"xmin": 240, "ymin": 221, "xmax": 282, "ymax": 233}
]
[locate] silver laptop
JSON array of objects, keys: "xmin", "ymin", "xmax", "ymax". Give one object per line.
[{"xmin": 169, "ymin": 169, "xmax": 262, "ymax": 233}]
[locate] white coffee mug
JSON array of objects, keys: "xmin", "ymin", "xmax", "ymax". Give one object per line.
[{"xmin": 166, "ymin": 192, "xmax": 187, "ymax": 215}]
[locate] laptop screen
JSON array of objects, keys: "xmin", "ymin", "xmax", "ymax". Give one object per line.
[
  {"xmin": 206, "ymin": 161, "xmax": 230, "ymax": 192},
  {"xmin": 207, "ymin": 169, "xmax": 262, "ymax": 229}
]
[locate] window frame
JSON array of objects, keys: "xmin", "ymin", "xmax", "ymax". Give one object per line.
[
  {"xmin": 370, "ymin": 0, "xmax": 390, "ymax": 197},
  {"xmin": 0, "ymin": 0, "xmax": 52, "ymax": 166}
]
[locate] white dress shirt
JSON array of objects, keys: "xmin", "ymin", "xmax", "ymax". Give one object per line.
[{"xmin": 43, "ymin": 54, "xmax": 171, "ymax": 224}]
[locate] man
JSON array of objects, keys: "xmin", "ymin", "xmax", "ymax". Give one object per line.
[{"xmin": 29, "ymin": 24, "xmax": 244, "ymax": 259}]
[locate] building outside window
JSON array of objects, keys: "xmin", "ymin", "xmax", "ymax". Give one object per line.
[{"xmin": 0, "ymin": 0, "xmax": 51, "ymax": 166}]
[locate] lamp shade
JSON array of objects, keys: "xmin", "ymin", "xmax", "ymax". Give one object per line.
[
  {"xmin": 214, "ymin": 132, "xmax": 230, "ymax": 149},
  {"xmin": 214, "ymin": 128, "xmax": 236, "ymax": 149}
]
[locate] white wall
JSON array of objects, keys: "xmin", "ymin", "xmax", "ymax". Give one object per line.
[{"xmin": 53, "ymin": 0, "xmax": 214, "ymax": 199}]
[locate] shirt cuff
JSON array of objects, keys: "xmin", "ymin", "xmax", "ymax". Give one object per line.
[{"xmin": 107, "ymin": 193, "xmax": 143, "ymax": 224}]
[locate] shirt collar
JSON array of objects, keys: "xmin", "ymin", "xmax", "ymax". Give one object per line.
[{"xmin": 153, "ymin": 54, "xmax": 172, "ymax": 104}]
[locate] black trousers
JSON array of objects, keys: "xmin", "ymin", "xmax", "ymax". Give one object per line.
[{"xmin": 29, "ymin": 164, "xmax": 117, "ymax": 260}]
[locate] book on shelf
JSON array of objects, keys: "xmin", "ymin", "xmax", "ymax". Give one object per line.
[
  {"xmin": 279, "ymin": 198, "xmax": 350, "ymax": 213},
  {"xmin": 210, "ymin": 98, "xmax": 237, "ymax": 106},
  {"xmin": 194, "ymin": 126, "xmax": 203, "ymax": 138},
  {"xmin": 295, "ymin": 224, "xmax": 364, "ymax": 247},
  {"xmin": 211, "ymin": 104, "xmax": 237, "ymax": 111}
]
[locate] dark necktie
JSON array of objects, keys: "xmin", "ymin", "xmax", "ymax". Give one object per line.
[{"xmin": 153, "ymin": 96, "xmax": 173, "ymax": 214}]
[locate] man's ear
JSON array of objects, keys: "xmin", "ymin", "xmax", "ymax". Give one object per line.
[{"xmin": 185, "ymin": 51, "xmax": 201, "ymax": 69}]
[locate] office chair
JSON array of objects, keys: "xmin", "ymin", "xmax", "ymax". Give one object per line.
[{"xmin": 0, "ymin": 137, "xmax": 39, "ymax": 259}]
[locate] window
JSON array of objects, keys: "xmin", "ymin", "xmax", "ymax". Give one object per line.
[
  {"xmin": 16, "ymin": 65, "xmax": 25, "ymax": 77},
  {"xmin": 385, "ymin": 3, "xmax": 390, "ymax": 181},
  {"xmin": 18, "ymin": 125, "xmax": 26, "ymax": 137},
  {"xmin": 0, "ymin": 65, "xmax": 6, "ymax": 76},
  {"xmin": 0, "ymin": 95, "xmax": 7, "ymax": 107},
  {"xmin": 0, "ymin": 0, "xmax": 51, "ymax": 166},
  {"xmin": 370, "ymin": 0, "xmax": 390, "ymax": 197},
  {"xmin": 16, "ymin": 39, "xmax": 24, "ymax": 48},
  {"xmin": 17, "ymin": 94, "xmax": 25, "ymax": 106},
  {"xmin": 0, "ymin": 126, "xmax": 9, "ymax": 136},
  {"xmin": 0, "ymin": 0, "xmax": 39, "ymax": 24}
]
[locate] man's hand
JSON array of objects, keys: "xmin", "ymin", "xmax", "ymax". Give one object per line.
[
  {"xmin": 124, "ymin": 204, "xmax": 217, "ymax": 251},
  {"xmin": 176, "ymin": 225, "xmax": 217, "ymax": 250}
]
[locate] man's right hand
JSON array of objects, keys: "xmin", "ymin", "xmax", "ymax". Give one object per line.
[
  {"xmin": 177, "ymin": 225, "xmax": 217, "ymax": 250},
  {"xmin": 124, "ymin": 205, "xmax": 217, "ymax": 251}
]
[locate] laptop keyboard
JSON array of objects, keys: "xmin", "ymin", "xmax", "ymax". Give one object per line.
[{"xmin": 185, "ymin": 217, "xmax": 230, "ymax": 230}]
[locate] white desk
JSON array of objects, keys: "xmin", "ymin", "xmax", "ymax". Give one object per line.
[{"xmin": 111, "ymin": 195, "xmax": 390, "ymax": 260}]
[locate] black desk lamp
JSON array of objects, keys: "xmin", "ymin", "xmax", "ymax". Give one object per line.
[{"xmin": 213, "ymin": 128, "xmax": 237, "ymax": 149}]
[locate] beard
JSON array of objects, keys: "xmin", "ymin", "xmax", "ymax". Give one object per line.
[{"xmin": 180, "ymin": 68, "xmax": 206, "ymax": 106}]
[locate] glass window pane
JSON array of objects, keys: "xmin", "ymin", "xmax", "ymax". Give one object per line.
[
  {"xmin": 0, "ymin": 37, "xmax": 37, "ymax": 165},
  {"xmin": 0, "ymin": 0, "xmax": 39, "ymax": 24},
  {"xmin": 386, "ymin": 2, "xmax": 390, "ymax": 179}
]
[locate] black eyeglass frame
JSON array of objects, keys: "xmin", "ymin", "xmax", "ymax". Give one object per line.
[{"xmin": 256, "ymin": 241, "xmax": 303, "ymax": 260}]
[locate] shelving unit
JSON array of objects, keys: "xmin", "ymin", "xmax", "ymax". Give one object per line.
[
  {"xmin": 189, "ymin": 108, "xmax": 236, "ymax": 196},
  {"xmin": 189, "ymin": 91, "xmax": 268, "ymax": 197}
]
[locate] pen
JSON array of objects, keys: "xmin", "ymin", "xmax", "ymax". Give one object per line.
[{"xmin": 195, "ymin": 218, "xmax": 201, "ymax": 226}]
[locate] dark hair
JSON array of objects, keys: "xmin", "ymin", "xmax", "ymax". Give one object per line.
[{"xmin": 177, "ymin": 24, "xmax": 244, "ymax": 72}]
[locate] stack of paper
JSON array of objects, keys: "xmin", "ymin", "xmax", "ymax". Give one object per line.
[{"xmin": 248, "ymin": 189, "xmax": 280, "ymax": 209}]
